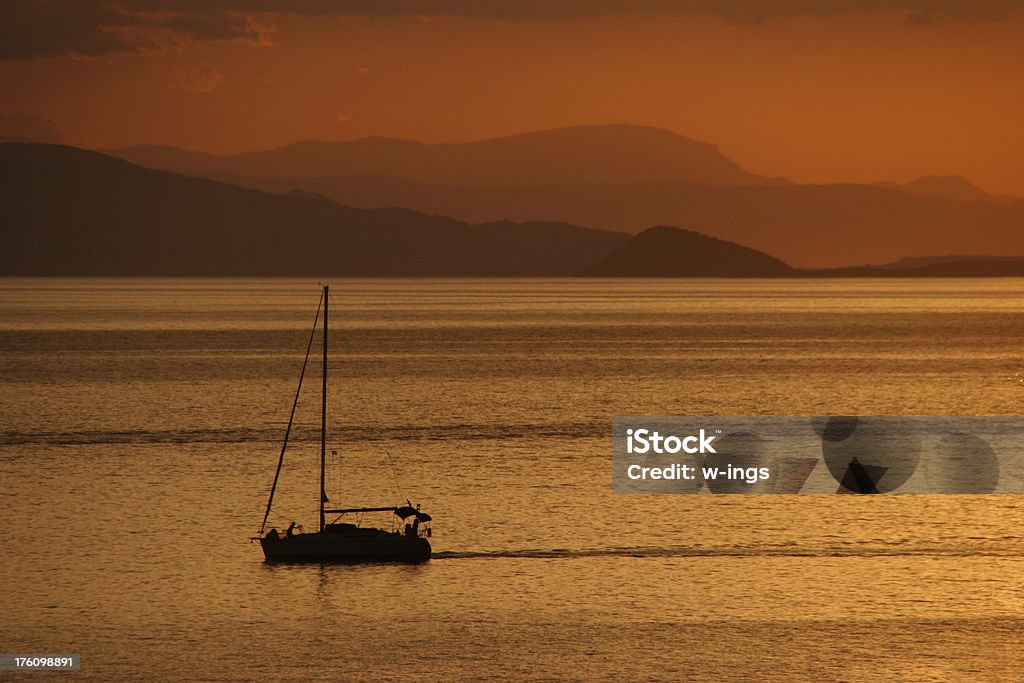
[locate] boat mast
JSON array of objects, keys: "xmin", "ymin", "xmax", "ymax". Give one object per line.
[{"xmin": 319, "ymin": 284, "xmax": 328, "ymax": 533}]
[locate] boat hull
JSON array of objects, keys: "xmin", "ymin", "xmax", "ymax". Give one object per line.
[{"xmin": 260, "ymin": 530, "xmax": 431, "ymax": 563}]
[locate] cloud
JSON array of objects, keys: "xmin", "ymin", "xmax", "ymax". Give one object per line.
[
  {"xmin": 3, "ymin": 1, "xmax": 1023, "ymax": 61},
  {"xmin": 131, "ymin": 0, "xmax": 1024, "ymax": 22},
  {"xmin": 0, "ymin": 112, "xmax": 67, "ymax": 143},
  {"xmin": 0, "ymin": 3, "xmax": 275, "ymax": 60},
  {"xmin": 169, "ymin": 65, "xmax": 225, "ymax": 92}
]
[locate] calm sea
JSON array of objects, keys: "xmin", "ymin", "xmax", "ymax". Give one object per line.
[{"xmin": 1, "ymin": 278, "xmax": 1023, "ymax": 681}]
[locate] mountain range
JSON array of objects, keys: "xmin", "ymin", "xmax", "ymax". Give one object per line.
[
  {"xmin": 4, "ymin": 142, "xmax": 1023, "ymax": 278},
  {"xmin": 0, "ymin": 143, "xmax": 626, "ymax": 276},
  {"xmin": 102, "ymin": 125, "xmax": 1023, "ymax": 268},
  {"xmin": 104, "ymin": 125, "xmax": 784, "ymax": 188}
]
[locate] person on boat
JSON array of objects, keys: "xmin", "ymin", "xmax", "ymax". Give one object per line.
[{"xmin": 286, "ymin": 521, "xmax": 297, "ymax": 538}]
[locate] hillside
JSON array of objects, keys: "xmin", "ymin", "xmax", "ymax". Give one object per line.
[
  {"xmin": 585, "ymin": 226, "xmax": 795, "ymax": 277},
  {"xmin": 0, "ymin": 143, "xmax": 628, "ymax": 276},
  {"xmin": 174, "ymin": 174, "xmax": 1024, "ymax": 268},
  {"xmin": 5, "ymin": 143, "xmax": 1021, "ymax": 278}
]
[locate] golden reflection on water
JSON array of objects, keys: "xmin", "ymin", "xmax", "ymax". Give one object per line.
[{"xmin": 1, "ymin": 278, "xmax": 1023, "ymax": 681}]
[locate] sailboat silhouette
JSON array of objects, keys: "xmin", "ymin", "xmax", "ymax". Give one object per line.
[{"xmin": 255, "ymin": 285, "xmax": 432, "ymax": 563}]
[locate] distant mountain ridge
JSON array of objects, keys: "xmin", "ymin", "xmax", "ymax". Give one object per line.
[
  {"xmin": 104, "ymin": 125, "xmax": 788, "ymax": 187},
  {"xmin": 873, "ymin": 254, "xmax": 1024, "ymax": 269},
  {"xmin": 587, "ymin": 227, "xmax": 1024, "ymax": 278},
  {"xmin": 875, "ymin": 175, "xmax": 1019, "ymax": 205},
  {"xmin": 170, "ymin": 172, "xmax": 1024, "ymax": 268},
  {"xmin": 4, "ymin": 143, "xmax": 1023, "ymax": 278},
  {"xmin": 96, "ymin": 124, "xmax": 1024, "ymax": 268},
  {"xmin": 0, "ymin": 143, "xmax": 627, "ymax": 276}
]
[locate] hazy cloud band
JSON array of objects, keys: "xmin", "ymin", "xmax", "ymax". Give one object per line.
[{"xmin": 3, "ymin": 0, "xmax": 1022, "ymax": 60}]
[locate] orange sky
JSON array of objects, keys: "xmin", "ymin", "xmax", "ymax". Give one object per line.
[{"xmin": 2, "ymin": 5, "xmax": 1023, "ymax": 194}]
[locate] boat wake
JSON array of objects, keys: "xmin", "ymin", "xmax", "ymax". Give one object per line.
[{"xmin": 433, "ymin": 540, "xmax": 1024, "ymax": 560}]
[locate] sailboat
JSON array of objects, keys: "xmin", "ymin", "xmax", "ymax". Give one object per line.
[{"xmin": 255, "ymin": 285, "xmax": 432, "ymax": 563}]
